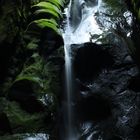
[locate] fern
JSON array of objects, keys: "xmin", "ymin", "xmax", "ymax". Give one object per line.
[
  {"xmin": 26, "ymin": 18, "xmax": 61, "ymax": 35},
  {"xmin": 32, "ymin": 2, "xmax": 61, "ymax": 15},
  {"xmin": 33, "ymin": 8, "xmax": 62, "ymax": 21}
]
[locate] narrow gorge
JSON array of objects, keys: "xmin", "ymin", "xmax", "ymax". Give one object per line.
[{"xmin": 0, "ymin": 0, "xmax": 140, "ymax": 140}]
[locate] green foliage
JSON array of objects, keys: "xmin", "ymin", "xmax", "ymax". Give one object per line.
[
  {"xmin": 32, "ymin": 2, "xmax": 61, "ymax": 15},
  {"xmin": 31, "ymin": 1, "xmax": 63, "ymax": 20},
  {"xmin": 5, "ymin": 101, "xmax": 48, "ymax": 132},
  {"xmin": 11, "ymin": 53, "xmax": 44, "ymax": 94},
  {"xmin": 46, "ymin": 0, "xmax": 65, "ymax": 9},
  {"xmin": 33, "ymin": 9, "xmax": 61, "ymax": 21},
  {"xmin": 27, "ymin": 1, "xmax": 63, "ymax": 39},
  {"xmin": 26, "ymin": 18, "xmax": 61, "ymax": 37},
  {"xmin": 130, "ymin": 0, "xmax": 140, "ymax": 21},
  {"xmin": 26, "ymin": 41, "xmax": 38, "ymax": 50},
  {"xmin": 0, "ymin": 0, "xmax": 64, "ymax": 137}
]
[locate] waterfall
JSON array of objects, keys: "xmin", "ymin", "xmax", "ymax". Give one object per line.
[
  {"xmin": 62, "ymin": 0, "xmax": 102, "ymax": 139},
  {"xmin": 63, "ymin": 0, "xmax": 77, "ymax": 139}
]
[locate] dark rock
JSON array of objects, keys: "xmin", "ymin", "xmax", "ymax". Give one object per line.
[
  {"xmin": 108, "ymin": 136, "xmax": 123, "ymax": 140},
  {"xmin": 133, "ymin": 121, "xmax": 140, "ymax": 139},
  {"xmin": 76, "ymin": 93, "xmax": 112, "ymax": 121},
  {"xmin": 76, "ymin": 79, "xmax": 90, "ymax": 92},
  {"xmin": 39, "ymin": 28, "xmax": 64, "ymax": 58},
  {"xmin": 48, "ymin": 56, "xmax": 65, "ymax": 66},
  {"xmin": 8, "ymin": 79, "xmax": 45, "ymax": 113},
  {"xmin": 73, "ymin": 43, "xmax": 114, "ymax": 82},
  {"xmin": 0, "ymin": 42, "xmax": 15, "ymax": 83},
  {"xmin": 128, "ymin": 74, "xmax": 140, "ymax": 92},
  {"xmin": 0, "ymin": 112, "xmax": 12, "ymax": 135}
]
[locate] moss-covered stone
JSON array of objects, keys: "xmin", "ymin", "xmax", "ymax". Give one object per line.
[
  {"xmin": 0, "ymin": 98, "xmax": 52, "ymax": 135},
  {"xmin": 0, "ymin": 0, "xmax": 65, "ymax": 138}
]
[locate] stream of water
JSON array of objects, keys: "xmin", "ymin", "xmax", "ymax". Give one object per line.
[
  {"xmin": 63, "ymin": 0, "xmax": 103, "ymax": 139},
  {"xmin": 62, "ymin": 0, "xmax": 135, "ymax": 139}
]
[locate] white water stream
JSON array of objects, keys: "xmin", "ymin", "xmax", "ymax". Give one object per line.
[{"xmin": 63, "ymin": 0, "xmax": 102, "ymax": 139}]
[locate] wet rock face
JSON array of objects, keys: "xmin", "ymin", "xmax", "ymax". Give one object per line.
[
  {"xmin": 108, "ymin": 136, "xmax": 123, "ymax": 140},
  {"xmin": 76, "ymin": 93, "xmax": 112, "ymax": 121},
  {"xmin": 73, "ymin": 43, "xmax": 114, "ymax": 82},
  {"xmin": 128, "ymin": 75, "xmax": 140, "ymax": 92},
  {"xmin": 133, "ymin": 120, "xmax": 140, "ymax": 139},
  {"xmin": 0, "ymin": 112, "xmax": 12, "ymax": 135},
  {"xmin": 85, "ymin": 0, "xmax": 98, "ymax": 7},
  {"xmin": 39, "ymin": 28, "xmax": 64, "ymax": 58},
  {"xmin": 72, "ymin": 40, "xmax": 140, "ymax": 139},
  {"xmin": 70, "ymin": 0, "xmax": 82, "ymax": 29}
]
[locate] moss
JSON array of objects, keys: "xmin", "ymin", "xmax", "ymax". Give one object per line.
[
  {"xmin": 0, "ymin": 98, "xmax": 49, "ymax": 133},
  {"xmin": 26, "ymin": 41, "xmax": 38, "ymax": 51},
  {"xmin": 0, "ymin": 0, "xmax": 64, "ymax": 137},
  {"xmin": 5, "ymin": 101, "xmax": 46, "ymax": 132},
  {"xmin": 8, "ymin": 53, "xmax": 45, "ymax": 96},
  {"xmin": 46, "ymin": 0, "xmax": 64, "ymax": 9}
]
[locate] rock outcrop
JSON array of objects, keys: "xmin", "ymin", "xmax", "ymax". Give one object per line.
[{"xmin": 0, "ymin": 0, "xmax": 65, "ymax": 139}]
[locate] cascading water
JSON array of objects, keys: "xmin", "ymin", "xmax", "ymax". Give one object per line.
[
  {"xmin": 61, "ymin": 0, "xmax": 138, "ymax": 139},
  {"xmin": 63, "ymin": 0, "xmax": 76, "ymax": 139},
  {"xmin": 62, "ymin": 0, "xmax": 102, "ymax": 139}
]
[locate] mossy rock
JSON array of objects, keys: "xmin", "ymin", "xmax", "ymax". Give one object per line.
[
  {"xmin": 0, "ymin": 98, "xmax": 52, "ymax": 135},
  {"xmin": 26, "ymin": 18, "xmax": 64, "ymax": 57},
  {"xmin": 10, "ymin": 76, "xmax": 42, "ymax": 95},
  {"xmin": 39, "ymin": 27, "xmax": 64, "ymax": 57},
  {"xmin": 6, "ymin": 54, "xmax": 44, "ymax": 112},
  {"xmin": 5, "ymin": 101, "xmax": 50, "ymax": 133},
  {"xmin": 8, "ymin": 77, "xmax": 45, "ymax": 113}
]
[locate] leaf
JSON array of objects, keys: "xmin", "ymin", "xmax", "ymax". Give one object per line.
[
  {"xmin": 33, "ymin": 8, "xmax": 62, "ymax": 20},
  {"xmin": 32, "ymin": 2, "xmax": 61, "ymax": 16},
  {"xmin": 26, "ymin": 19, "xmax": 60, "ymax": 35},
  {"xmin": 46, "ymin": 0, "xmax": 64, "ymax": 9}
]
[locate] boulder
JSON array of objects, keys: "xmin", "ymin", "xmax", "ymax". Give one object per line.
[
  {"xmin": 8, "ymin": 78, "xmax": 45, "ymax": 113},
  {"xmin": 0, "ymin": 112, "xmax": 12, "ymax": 135},
  {"xmin": 76, "ymin": 93, "xmax": 112, "ymax": 121},
  {"xmin": 128, "ymin": 74, "xmax": 140, "ymax": 92},
  {"xmin": 73, "ymin": 42, "xmax": 114, "ymax": 82},
  {"xmin": 39, "ymin": 27, "xmax": 64, "ymax": 57}
]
